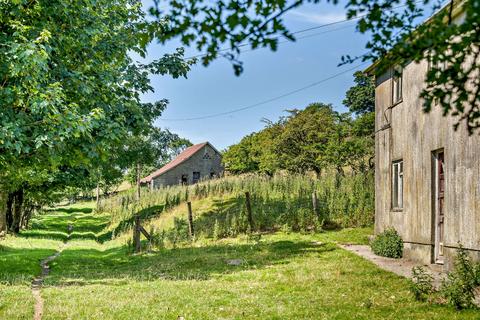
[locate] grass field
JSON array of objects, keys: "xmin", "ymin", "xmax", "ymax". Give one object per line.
[{"xmin": 0, "ymin": 203, "xmax": 478, "ymax": 319}]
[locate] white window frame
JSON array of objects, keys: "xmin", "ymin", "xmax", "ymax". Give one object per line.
[
  {"xmin": 392, "ymin": 160, "xmax": 404, "ymax": 210},
  {"xmin": 392, "ymin": 66, "xmax": 403, "ymax": 104}
]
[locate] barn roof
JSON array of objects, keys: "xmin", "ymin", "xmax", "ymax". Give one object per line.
[{"xmin": 141, "ymin": 142, "xmax": 219, "ymax": 183}]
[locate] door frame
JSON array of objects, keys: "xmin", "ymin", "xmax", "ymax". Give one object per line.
[{"xmin": 432, "ymin": 149, "xmax": 445, "ymax": 264}]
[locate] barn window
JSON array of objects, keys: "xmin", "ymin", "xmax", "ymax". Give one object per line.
[
  {"xmin": 392, "ymin": 66, "xmax": 403, "ymax": 104},
  {"xmin": 203, "ymin": 152, "xmax": 211, "ymax": 160},
  {"xmin": 392, "ymin": 160, "xmax": 404, "ymax": 209}
]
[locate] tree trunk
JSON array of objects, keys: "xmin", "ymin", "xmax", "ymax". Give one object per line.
[
  {"xmin": 136, "ymin": 162, "xmax": 141, "ymax": 201},
  {"xmin": 12, "ymin": 189, "xmax": 24, "ymax": 233},
  {"xmin": 21, "ymin": 203, "xmax": 34, "ymax": 229},
  {"xmin": 6, "ymin": 192, "xmax": 14, "ymax": 231},
  {"xmin": 0, "ymin": 190, "xmax": 7, "ymax": 235},
  {"xmin": 96, "ymin": 183, "xmax": 100, "ymax": 209}
]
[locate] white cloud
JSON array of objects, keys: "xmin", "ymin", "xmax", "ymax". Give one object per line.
[{"xmin": 288, "ymin": 10, "xmax": 347, "ymax": 25}]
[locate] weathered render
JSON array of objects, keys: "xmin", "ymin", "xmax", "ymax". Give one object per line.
[
  {"xmin": 141, "ymin": 142, "xmax": 223, "ymax": 189},
  {"xmin": 371, "ymin": 54, "xmax": 480, "ymax": 269}
]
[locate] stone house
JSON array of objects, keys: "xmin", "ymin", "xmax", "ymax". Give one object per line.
[
  {"xmin": 141, "ymin": 142, "xmax": 223, "ymax": 189},
  {"xmin": 367, "ymin": 5, "xmax": 479, "ymax": 269}
]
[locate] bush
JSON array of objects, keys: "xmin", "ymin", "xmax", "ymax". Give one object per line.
[
  {"xmin": 440, "ymin": 246, "xmax": 480, "ymax": 310},
  {"xmin": 410, "ymin": 266, "xmax": 434, "ymax": 301},
  {"xmin": 370, "ymin": 228, "xmax": 403, "ymax": 258}
]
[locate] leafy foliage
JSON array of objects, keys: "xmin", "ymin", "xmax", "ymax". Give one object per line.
[
  {"xmin": 223, "ymin": 72, "xmax": 375, "ymax": 175},
  {"xmin": 343, "ymin": 71, "xmax": 375, "ymax": 115},
  {"xmin": 410, "ymin": 266, "xmax": 434, "ymax": 302},
  {"xmin": 440, "ymin": 246, "xmax": 480, "ymax": 310},
  {"xmin": 0, "ymin": 0, "xmax": 194, "ymax": 231},
  {"xmin": 370, "ymin": 228, "xmax": 403, "ymax": 258}
]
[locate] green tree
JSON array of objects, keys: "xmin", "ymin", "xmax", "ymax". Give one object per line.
[
  {"xmin": 343, "ymin": 71, "xmax": 375, "ymax": 115},
  {"xmin": 275, "ymin": 103, "xmax": 337, "ymax": 176},
  {"xmin": 223, "ymin": 134, "xmax": 260, "ymax": 174},
  {"xmin": 0, "ymin": 0, "xmax": 192, "ymax": 231},
  {"xmin": 338, "ymin": 71, "xmax": 376, "ymax": 172}
]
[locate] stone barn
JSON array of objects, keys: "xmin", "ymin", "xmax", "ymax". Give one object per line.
[
  {"xmin": 368, "ymin": 3, "xmax": 479, "ymax": 269},
  {"xmin": 141, "ymin": 142, "xmax": 223, "ymax": 189}
]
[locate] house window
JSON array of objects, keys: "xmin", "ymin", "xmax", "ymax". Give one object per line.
[
  {"xmin": 181, "ymin": 174, "xmax": 188, "ymax": 185},
  {"xmin": 192, "ymin": 172, "xmax": 201, "ymax": 184},
  {"xmin": 210, "ymin": 172, "xmax": 215, "ymax": 178},
  {"xmin": 392, "ymin": 160, "xmax": 404, "ymax": 210},
  {"xmin": 392, "ymin": 66, "xmax": 403, "ymax": 104}
]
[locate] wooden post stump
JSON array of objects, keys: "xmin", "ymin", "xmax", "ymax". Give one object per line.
[
  {"xmin": 245, "ymin": 192, "xmax": 254, "ymax": 233},
  {"xmin": 134, "ymin": 215, "xmax": 141, "ymax": 253},
  {"xmin": 187, "ymin": 201, "xmax": 194, "ymax": 238}
]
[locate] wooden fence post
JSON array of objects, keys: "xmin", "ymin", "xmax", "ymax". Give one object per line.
[
  {"xmin": 187, "ymin": 201, "xmax": 194, "ymax": 238},
  {"xmin": 245, "ymin": 192, "xmax": 254, "ymax": 232},
  {"xmin": 134, "ymin": 215, "xmax": 141, "ymax": 253},
  {"xmin": 136, "ymin": 163, "xmax": 141, "ymax": 201}
]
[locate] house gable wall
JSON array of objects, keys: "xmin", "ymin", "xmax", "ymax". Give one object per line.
[{"xmin": 375, "ymin": 59, "xmax": 480, "ymax": 268}]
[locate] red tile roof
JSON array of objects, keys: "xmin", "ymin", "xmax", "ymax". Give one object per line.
[{"xmin": 141, "ymin": 142, "xmax": 209, "ymax": 183}]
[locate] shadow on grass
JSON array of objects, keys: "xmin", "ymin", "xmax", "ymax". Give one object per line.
[
  {"xmin": 40, "ymin": 239, "xmax": 336, "ymax": 286},
  {"xmin": 0, "ymin": 247, "xmax": 59, "ymax": 285},
  {"xmin": 186, "ymin": 196, "xmax": 305, "ymax": 238},
  {"xmin": 19, "ymin": 230, "xmax": 69, "ymax": 242},
  {"xmin": 21, "ymin": 210, "xmax": 111, "ymax": 242},
  {"xmin": 47, "ymin": 207, "xmax": 93, "ymax": 214}
]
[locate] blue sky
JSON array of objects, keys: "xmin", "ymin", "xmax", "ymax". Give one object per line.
[{"xmin": 140, "ymin": 1, "xmax": 371, "ymax": 150}]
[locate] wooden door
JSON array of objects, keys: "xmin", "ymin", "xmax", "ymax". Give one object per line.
[
  {"xmin": 192, "ymin": 172, "xmax": 200, "ymax": 184},
  {"xmin": 434, "ymin": 151, "xmax": 445, "ymax": 264}
]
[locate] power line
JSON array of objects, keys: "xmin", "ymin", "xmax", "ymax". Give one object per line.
[
  {"xmin": 159, "ymin": 61, "xmax": 368, "ymax": 122},
  {"xmin": 159, "ymin": 0, "xmax": 428, "ymax": 122},
  {"xmin": 238, "ymin": 23, "xmax": 356, "ymax": 54},
  {"xmin": 185, "ymin": 18, "xmax": 359, "ymax": 60}
]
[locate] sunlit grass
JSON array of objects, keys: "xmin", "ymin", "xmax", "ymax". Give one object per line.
[{"xmin": 1, "ymin": 204, "xmax": 478, "ymax": 319}]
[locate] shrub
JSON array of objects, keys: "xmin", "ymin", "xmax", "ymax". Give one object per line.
[
  {"xmin": 440, "ymin": 246, "xmax": 480, "ymax": 310},
  {"xmin": 213, "ymin": 219, "xmax": 221, "ymax": 240},
  {"xmin": 370, "ymin": 228, "xmax": 403, "ymax": 258},
  {"xmin": 410, "ymin": 266, "xmax": 434, "ymax": 301}
]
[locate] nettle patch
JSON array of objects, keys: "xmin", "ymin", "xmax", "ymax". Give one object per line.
[{"xmin": 370, "ymin": 227, "xmax": 403, "ymax": 259}]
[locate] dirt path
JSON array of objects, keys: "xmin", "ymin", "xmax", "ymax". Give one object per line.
[{"xmin": 32, "ymin": 229, "xmax": 71, "ymax": 320}]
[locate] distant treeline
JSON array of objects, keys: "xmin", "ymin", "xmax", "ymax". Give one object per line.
[{"xmin": 223, "ymin": 72, "xmax": 375, "ymax": 177}]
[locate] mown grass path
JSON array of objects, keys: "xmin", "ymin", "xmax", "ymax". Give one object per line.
[
  {"xmin": 1, "ymin": 204, "xmax": 479, "ymax": 319},
  {"xmin": 32, "ymin": 245, "xmax": 66, "ymax": 320}
]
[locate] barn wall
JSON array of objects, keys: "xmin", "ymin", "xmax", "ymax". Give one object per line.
[
  {"xmin": 152, "ymin": 144, "xmax": 223, "ymax": 188},
  {"xmin": 375, "ymin": 59, "xmax": 480, "ymax": 269}
]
